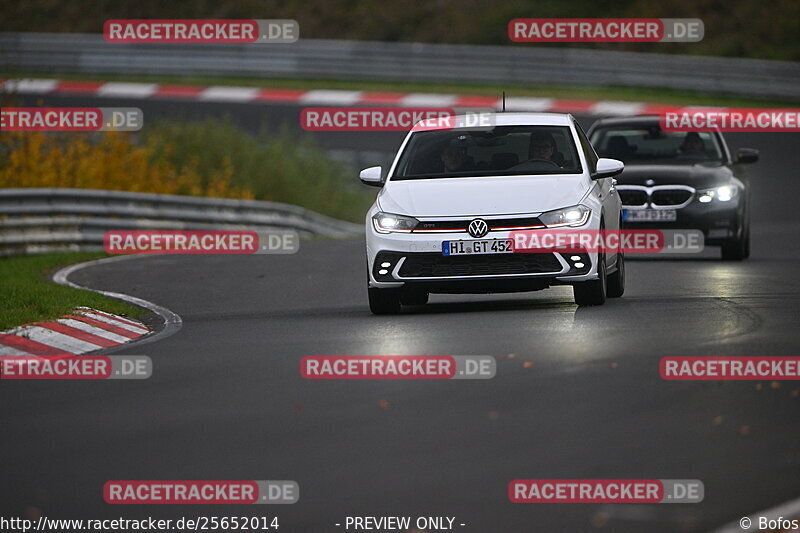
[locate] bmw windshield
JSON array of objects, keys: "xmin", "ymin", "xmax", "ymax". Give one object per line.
[
  {"xmin": 590, "ymin": 125, "xmax": 726, "ymax": 165},
  {"xmin": 392, "ymin": 125, "xmax": 582, "ymax": 180}
]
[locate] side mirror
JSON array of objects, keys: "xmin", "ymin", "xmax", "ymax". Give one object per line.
[
  {"xmin": 736, "ymin": 148, "xmax": 759, "ymax": 164},
  {"xmin": 591, "ymin": 158, "xmax": 624, "ymax": 180},
  {"xmin": 359, "ymin": 166, "xmax": 383, "ymax": 187}
]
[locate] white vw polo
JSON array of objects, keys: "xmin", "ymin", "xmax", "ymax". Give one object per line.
[{"xmin": 361, "ymin": 113, "xmax": 625, "ymax": 314}]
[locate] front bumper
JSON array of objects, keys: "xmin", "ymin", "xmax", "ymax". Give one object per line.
[
  {"xmin": 621, "ymin": 196, "xmax": 744, "ymax": 245},
  {"xmin": 366, "ymin": 229, "xmax": 600, "ymax": 291}
]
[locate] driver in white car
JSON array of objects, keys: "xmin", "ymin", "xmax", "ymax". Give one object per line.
[
  {"xmin": 529, "ymin": 131, "xmax": 565, "ymax": 166},
  {"xmin": 440, "ymin": 141, "xmax": 475, "ymax": 173}
]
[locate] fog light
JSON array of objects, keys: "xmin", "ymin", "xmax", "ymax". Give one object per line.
[
  {"xmin": 574, "ymin": 262, "xmax": 584, "ymax": 268},
  {"xmin": 381, "ymin": 262, "xmax": 391, "ymax": 268},
  {"xmin": 378, "ymin": 269, "xmax": 388, "ymax": 275},
  {"xmin": 570, "ymin": 255, "xmax": 581, "ymax": 261}
]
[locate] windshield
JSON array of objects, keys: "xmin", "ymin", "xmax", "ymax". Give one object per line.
[
  {"xmin": 590, "ymin": 124, "xmax": 725, "ymax": 164},
  {"xmin": 391, "ymin": 125, "xmax": 582, "ymax": 180}
]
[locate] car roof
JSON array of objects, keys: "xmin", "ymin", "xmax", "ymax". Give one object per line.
[{"xmin": 414, "ymin": 112, "xmax": 575, "ymax": 130}]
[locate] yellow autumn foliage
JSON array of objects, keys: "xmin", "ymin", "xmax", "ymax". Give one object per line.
[{"xmin": 0, "ymin": 131, "xmax": 254, "ymax": 199}]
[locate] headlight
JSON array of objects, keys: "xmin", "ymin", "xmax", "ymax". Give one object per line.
[
  {"xmin": 539, "ymin": 205, "xmax": 591, "ymax": 228},
  {"xmin": 698, "ymin": 185, "xmax": 737, "ymax": 203},
  {"xmin": 372, "ymin": 212, "xmax": 419, "ymax": 233}
]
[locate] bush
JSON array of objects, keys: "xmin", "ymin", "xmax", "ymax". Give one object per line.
[
  {"xmin": 0, "ymin": 130, "xmax": 250, "ymax": 198},
  {"xmin": 0, "ymin": 120, "xmax": 373, "ymax": 222},
  {"xmin": 142, "ymin": 119, "xmax": 373, "ymax": 222}
]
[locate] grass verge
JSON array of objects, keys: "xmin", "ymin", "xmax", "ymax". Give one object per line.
[
  {"xmin": 2, "ymin": 71, "xmax": 797, "ymax": 108},
  {"xmin": 0, "ymin": 253, "xmax": 146, "ymax": 331}
]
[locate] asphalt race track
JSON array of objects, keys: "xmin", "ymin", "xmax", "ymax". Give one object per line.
[{"xmin": 1, "ymin": 94, "xmax": 799, "ymax": 532}]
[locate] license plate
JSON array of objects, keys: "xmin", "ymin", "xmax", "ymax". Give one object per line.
[
  {"xmin": 443, "ymin": 239, "xmax": 514, "ymax": 256},
  {"xmin": 623, "ymin": 209, "xmax": 677, "ymax": 222}
]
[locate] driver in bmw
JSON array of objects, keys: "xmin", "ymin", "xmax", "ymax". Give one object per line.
[{"xmin": 679, "ymin": 131, "xmax": 706, "ymax": 155}]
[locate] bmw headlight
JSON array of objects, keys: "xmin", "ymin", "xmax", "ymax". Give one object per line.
[
  {"xmin": 372, "ymin": 212, "xmax": 419, "ymax": 233},
  {"xmin": 698, "ymin": 185, "xmax": 737, "ymax": 203},
  {"xmin": 539, "ymin": 205, "xmax": 591, "ymax": 228}
]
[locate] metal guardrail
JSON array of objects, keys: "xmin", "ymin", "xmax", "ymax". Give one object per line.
[
  {"xmin": 0, "ymin": 188, "xmax": 362, "ymax": 256},
  {"xmin": 1, "ymin": 32, "xmax": 799, "ymax": 100}
]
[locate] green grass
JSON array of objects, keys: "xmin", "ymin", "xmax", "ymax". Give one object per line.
[
  {"xmin": 0, "ymin": 253, "xmax": 146, "ymax": 331},
  {"xmin": 3, "ymin": 71, "xmax": 797, "ymax": 108}
]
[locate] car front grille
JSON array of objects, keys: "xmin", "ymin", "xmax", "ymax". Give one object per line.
[
  {"xmin": 413, "ymin": 216, "xmax": 544, "ymax": 232},
  {"xmin": 651, "ymin": 189, "xmax": 693, "ymax": 206},
  {"xmin": 617, "ymin": 185, "xmax": 695, "ymax": 208},
  {"xmin": 397, "ymin": 252, "xmax": 562, "ymax": 278},
  {"xmin": 619, "ymin": 189, "xmax": 648, "ymax": 206}
]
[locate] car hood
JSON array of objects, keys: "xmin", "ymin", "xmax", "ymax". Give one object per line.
[
  {"xmin": 378, "ymin": 175, "xmax": 590, "ymax": 217},
  {"xmin": 617, "ymin": 163, "xmax": 733, "ymax": 189}
]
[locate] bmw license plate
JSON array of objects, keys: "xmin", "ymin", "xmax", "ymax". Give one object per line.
[
  {"xmin": 443, "ymin": 239, "xmax": 514, "ymax": 256},
  {"xmin": 623, "ymin": 209, "xmax": 677, "ymax": 222}
]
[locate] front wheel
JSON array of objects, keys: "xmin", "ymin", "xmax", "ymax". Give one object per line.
[
  {"xmin": 573, "ymin": 252, "xmax": 607, "ymax": 306},
  {"xmin": 721, "ymin": 222, "xmax": 750, "ymax": 261},
  {"xmin": 368, "ymin": 287, "xmax": 402, "ymax": 315},
  {"xmin": 606, "ymin": 251, "xmax": 625, "ymax": 298}
]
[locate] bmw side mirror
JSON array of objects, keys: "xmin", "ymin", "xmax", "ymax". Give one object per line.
[
  {"xmin": 591, "ymin": 158, "xmax": 624, "ymax": 180},
  {"xmin": 736, "ymin": 148, "xmax": 759, "ymax": 164},
  {"xmin": 359, "ymin": 166, "xmax": 383, "ymax": 187}
]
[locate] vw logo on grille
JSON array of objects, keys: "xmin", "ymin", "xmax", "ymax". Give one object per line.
[{"xmin": 467, "ymin": 218, "xmax": 489, "ymax": 238}]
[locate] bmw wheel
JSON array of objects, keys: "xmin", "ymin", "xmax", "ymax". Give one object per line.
[{"xmin": 721, "ymin": 221, "xmax": 750, "ymax": 261}]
